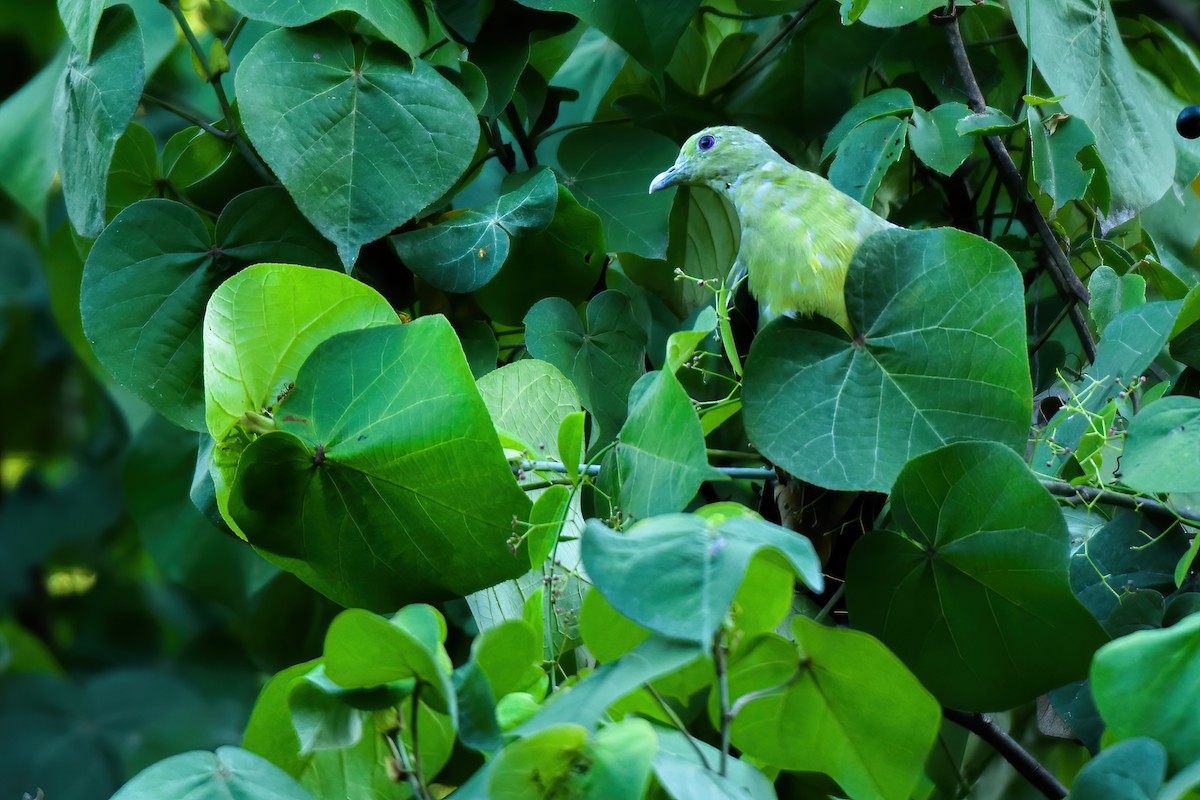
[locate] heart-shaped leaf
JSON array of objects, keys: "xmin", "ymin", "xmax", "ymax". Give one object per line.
[
  {"xmin": 229, "ymin": 318, "xmax": 531, "ymax": 610},
  {"xmin": 237, "ymin": 25, "xmax": 478, "ymax": 268},
  {"xmin": 725, "ymin": 619, "xmax": 940, "ymax": 800},
  {"xmin": 390, "ymin": 168, "xmax": 558, "ymax": 293},
  {"xmin": 846, "ymin": 442, "xmax": 1109, "ymax": 711},
  {"xmin": 744, "ymin": 227, "xmax": 1031, "ymax": 492},
  {"xmin": 525, "ymin": 291, "xmax": 646, "ymax": 444},
  {"xmin": 1118, "ymin": 396, "xmax": 1200, "ymax": 494},
  {"xmin": 203, "ymin": 262, "xmax": 400, "ymax": 441},
  {"xmin": 81, "ymin": 189, "xmax": 338, "ymax": 430}
]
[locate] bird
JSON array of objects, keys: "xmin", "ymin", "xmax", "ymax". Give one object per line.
[{"xmin": 649, "ymin": 125, "xmax": 894, "ymax": 335}]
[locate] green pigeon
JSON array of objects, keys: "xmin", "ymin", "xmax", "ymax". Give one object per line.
[{"xmin": 649, "ymin": 125, "xmax": 893, "ymax": 334}]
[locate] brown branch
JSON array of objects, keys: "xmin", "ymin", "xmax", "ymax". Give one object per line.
[
  {"xmin": 944, "ymin": 14, "xmax": 1097, "ymax": 363},
  {"xmin": 943, "ymin": 709, "xmax": 1067, "ymax": 800}
]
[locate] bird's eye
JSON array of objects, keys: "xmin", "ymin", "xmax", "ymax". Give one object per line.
[{"xmin": 697, "ymin": 134, "xmax": 716, "ymax": 151}]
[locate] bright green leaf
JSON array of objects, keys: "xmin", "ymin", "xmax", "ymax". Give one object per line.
[
  {"xmin": 237, "ymin": 25, "xmax": 478, "ymax": 268},
  {"xmin": 557, "ymin": 411, "xmax": 586, "ymax": 483},
  {"xmin": 203, "ymin": 263, "xmax": 399, "ymax": 441},
  {"xmin": 841, "ymin": 0, "xmax": 944, "ymax": 28},
  {"xmin": 527, "ymin": 484, "xmax": 571, "ymax": 567},
  {"xmin": 847, "ymin": 442, "xmax": 1109, "ymax": 710},
  {"xmin": 1089, "ymin": 264, "xmax": 1146, "ymax": 333},
  {"xmin": 1092, "ymin": 612, "xmax": 1200, "ymax": 768},
  {"xmin": 744, "ymin": 227, "xmax": 1031, "ymax": 492},
  {"xmin": 229, "ymin": 319, "xmax": 531, "ymax": 610},
  {"xmin": 955, "ymin": 107, "xmax": 1019, "ymax": 137},
  {"xmin": 726, "ymin": 619, "xmax": 940, "ymax": 800},
  {"xmin": 477, "ymin": 358, "xmax": 582, "ymax": 463}
]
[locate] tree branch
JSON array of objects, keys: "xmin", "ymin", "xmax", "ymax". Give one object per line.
[
  {"xmin": 943, "ymin": 14, "xmax": 1097, "ymax": 363},
  {"xmin": 1041, "ymin": 479, "xmax": 1200, "ymax": 528},
  {"xmin": 943, "ymin": 709, "xmax": 1067, "ymax": 800}
]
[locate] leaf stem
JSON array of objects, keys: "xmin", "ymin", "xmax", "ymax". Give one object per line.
[
  {"xmin": 140, "ymin": 93, "xmax": 232, "ymax": 140},
  {"xmin": 165, "ymin": 0, "xmax": 277, "ymax": 186},
  {"xmin": 943, "ymin": 13, "xmax": 1096, "ymax": 362},
  {"xmin": 223, "ymin": 15, "xmax": 248, "ymax": 54},
  {"xmin": 713, "ymin": 631, "xmax": 731, "ymax": 777},
  {"xmin": 505, "ymin": 103, "xmax": 538, "ymax": 168},
  {"xmin": 942, "ymin": 709, "xmax": 1067, "ymax": 799},
  {"xmin": 703, "ymin": 0, "xmax": 820, "ymax": 99},
  {"xmin": 814, "ymin": 582, "xmax": 845, "ymax": 623},
  {"xmin": 645, "ymin": 684, "xmax": 712, "ymax": 771}
]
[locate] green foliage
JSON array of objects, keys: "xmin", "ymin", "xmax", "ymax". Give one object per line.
[{"xmin": 8, "ymin": 0, "xmax": 1200, "ymax": 798}]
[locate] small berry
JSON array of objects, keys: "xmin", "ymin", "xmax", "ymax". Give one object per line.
[{"xmin": 1178, "ymin": 105, "xmax": 1200, "ymax": 139}]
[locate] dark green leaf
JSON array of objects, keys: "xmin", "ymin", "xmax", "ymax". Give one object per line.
[
  {"xmin": 162, "ymin": 126, "xmax": 233, "ymax": 189},
  {"xmin": 841, "ymin": 0, "xmax": 943, "ymax": 28},
  {"xmin": 908, "ymin": 102, "xmax": 973, "ymax": 176},
  {"xmin": 524, "ymin": 291, "xmax": 647, "ymax": 443},
  {"xmin": 391, "ymin": 168, "xmax": 558, "ymax": 293},
  {"xmin": 829, "ymin": 115, "xmax": 906, "ymax": 206},
  {"xmin": 58, "ymin": 0, "xmax": 105, "ymax": 60},
  {"xmin": 0, "ymin": 52, "xmax": 66, "ymax": 225},
  {"xmin": 230, "ymin": 319, "xmax": 531, "ymax": 610},
  {"xmin": 81, "ymin": 190, "xmax": 339, "ymax": 430},
  {"xmin": 105, "ymin": 123, "xmax": 160, "ymax": 222},
  {"xmin": 237, "ymin": 25, "xmax": 478, "ymax": 268},
  {"xmin": 515, "ymin": 0, "xmax": 698, "ymax": 72},
  {"xmin": 1028, "ymin": 108, "xmax": 1096, "ymax": 213},
  {"xmin": 56, "ymin": 5, "xmax": 145, "ymax": 237},
  {"xmin": 846, "ymin": 442, "xmax": 1109, "ymax": 711},
  {"xmin": 225, "ymin": 0, "xmax": 429, "ymax": 56},
  {"xmin": 822, "ymin": 87, "xmax": 913, "ymax": 162},
  {"xmin": 744, "ymin": 227, "xmax": 1031, "ymax": 492},
  {"xmin": 652, "ymin": 727, "xmax": 776, "ymax": 800},
  {"xmin": 1089, "ymin": 264, "xmax": 1146, "ymax": 333},
  {"xmin": 583, "ymin": 512, "xmax": 822, "ymax": 642},
  {"xmin": 955, "ymin": 107, "xmax": 1020, "ymax": 137},
  {"xmin": 556, "ymin": 127, "xmax": 678, "ymax": 258}
]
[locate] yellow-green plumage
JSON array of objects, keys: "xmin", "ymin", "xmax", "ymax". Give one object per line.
[{"xmin": 650, "ymin": 126, "xmax": 893, "ymax": 334}]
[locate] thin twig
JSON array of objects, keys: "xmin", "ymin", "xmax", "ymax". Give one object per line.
[
  {"xmin": 714, "ymin": 632, "xmax": 731, "ymax": 777},
  {"xmin": 703, "ymin": 0, "xmax": 820, "ymax": 99},
  {"xmin": 942, "ymin": 709, "xmax": 1067, "ymax": 799},
  {"xmin": 1041, "ymin": 479, "xmax": 1200, "ymax": 528},
  {"xmin": 409, "ymin": 683, "xmax": 426, "ymax": 795},
  {"xmin": 140, "ymin": 93, "xmax": 232, "ymax": 140},
  {"xmin": 645, "ymin": 684, "xmax": 712, "ymax": 771},
  {"xmin": 505, "ymin": 104, "xmax": 538, "ymax": 169},
  {"xmin": 944, "ymin": 14, "xmax": 1096, "ymax": 363},
  {"xmin": 515, "ymin": 460, "xmax": 775, "ymax": 480},
  {"xmin": 814, "ymin": 582, "xmax": 845, "ymax": 623},
  {"xmin": 223, "ymin": 15, "xmax": 247, "ymax": 54},
  {"xmin": 166, "ymin": 1, "xmax": 277, "ymax": 185}
]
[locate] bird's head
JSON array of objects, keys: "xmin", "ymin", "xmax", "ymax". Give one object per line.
[{"xmin": 649, "ymin": 126, "xmax": 780, "ymax": 194}]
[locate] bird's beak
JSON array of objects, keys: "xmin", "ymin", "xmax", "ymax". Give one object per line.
[{"xmin": 649, "ymin": 165, "xmax": 682, "ymax": 194}]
